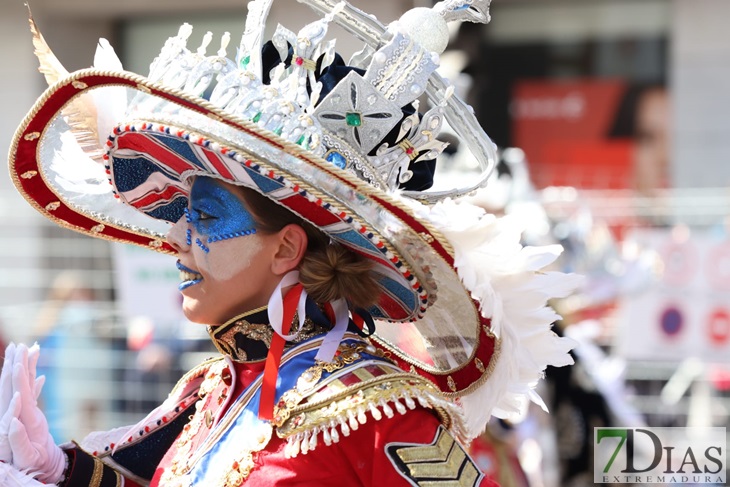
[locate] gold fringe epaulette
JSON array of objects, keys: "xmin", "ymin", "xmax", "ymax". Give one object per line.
[{"xmin": 273, "ymin": 343, "xmax": 466, "ymax": 458}]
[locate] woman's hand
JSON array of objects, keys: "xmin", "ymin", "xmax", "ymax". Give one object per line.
[
  {"xmin": 0, "ymin": 342, "xmax": 19, "ymax": 462},
  {"xmin": 0, "ymin": 343, "xmax": 65, "ymax": 484},
  {"xmin": 0, "ymin": 461, "xmax": 56, "ymax": 487}
]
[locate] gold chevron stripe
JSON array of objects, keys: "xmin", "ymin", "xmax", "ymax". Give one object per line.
[
  {"xmin": 387, "ymin": 427, "xmax": 482, "ymax": 487},
  {"xmin": 408, "ymin": 445, "xmax": 465, "ymax": 478},
  {"xmin": 419, "ymin": 461, "xmax": 480, "ymax": 487},
  {"xmin": 397, "ymin": 427, "xmax": 454, "ymax": 463}
]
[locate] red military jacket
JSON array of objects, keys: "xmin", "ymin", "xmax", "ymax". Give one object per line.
[{"xmin": 60, "ymin": 335, "xmax": 498, "ymax": 487}]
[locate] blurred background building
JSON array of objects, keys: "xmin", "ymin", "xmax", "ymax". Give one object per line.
[{"xmin": 0, "ymin": 0, "xmax": 729, "ymax": 485}]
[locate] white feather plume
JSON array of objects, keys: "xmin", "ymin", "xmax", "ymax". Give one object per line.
[
  {"xmin": 29, "ymin": 11, "xmax": 127, "ymax": 166},
  {"xmin": 401, "ymin": 195, "xmax": 581, "ymax": 439},
  {"xmin": 27, "ymin": 5, "xmax": 68, "ymax": 86},
  {"xmin": 91, "ymin": 39, "xmax": 127, "ymax": 148}
]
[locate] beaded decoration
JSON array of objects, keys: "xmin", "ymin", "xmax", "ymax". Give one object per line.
[
  {"xmin": 195, "ymin": 237, "xmax": 210, "ymax": 253},
  {"xmin": 207, "ymin": 229, "xmax": 256, "ymax": 243},
  {"xmin": 89, "ymin": 394, "xmax": 200, "ymax": 458}
]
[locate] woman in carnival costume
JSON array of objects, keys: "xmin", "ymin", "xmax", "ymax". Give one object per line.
[{"xmin": 2, "ymin": 0, "xmax": 579, "ymax": 485}]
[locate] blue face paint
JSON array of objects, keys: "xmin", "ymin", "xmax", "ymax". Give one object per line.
[
  {"xmin": 188, "ymin": 177, "xmax": 258, "ymax": 244},
  {"xmin": 195, "ymin": 238, "xmax": 210, "ymax": 253}
]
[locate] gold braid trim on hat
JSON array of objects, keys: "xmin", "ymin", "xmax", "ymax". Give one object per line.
[
  {"xmin": 13, "ymin": 69, "xmax": 454, "ymax": 258},
  {"xmin": 9, "ymin": 77, "xmax": 174, "ymax": 252}
]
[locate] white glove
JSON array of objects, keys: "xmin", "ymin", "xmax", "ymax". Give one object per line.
[
  {"xmin": 0, "ymin": 460, "xmax": 55, "ymax": 487},
  {"xmin": 0, "ymin": 343, "xmax": 66, "ymax": 485},
  {"xmin": 0, "ymin": 342, "xmax": 19, "ymax": 462}
]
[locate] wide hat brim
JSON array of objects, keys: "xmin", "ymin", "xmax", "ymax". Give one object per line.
[{"xmin": 10, "ymin": 69, "xmax": 498, "ymax": 396}]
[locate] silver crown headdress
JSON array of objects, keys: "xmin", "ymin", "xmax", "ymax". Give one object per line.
[{"xmin": 130, "ymin": 0, "xmax": 497, "ymax": 201}]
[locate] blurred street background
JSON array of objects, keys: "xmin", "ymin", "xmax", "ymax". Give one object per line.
[{"xmin": 1, "ymin": 1, "xmax": 729, "ymax": 485}]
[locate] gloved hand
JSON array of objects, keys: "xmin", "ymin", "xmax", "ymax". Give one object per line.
[
  {"xmin": 0, "ymin": 343, "xmax": 66, "ymax": 485},
  {"xmin": 0, "ymin": 342, "xmax": 19, "ymax": 462},
  {"xmin": 0, "ymin": 460, "xmax": 55, "ymax": 487}
]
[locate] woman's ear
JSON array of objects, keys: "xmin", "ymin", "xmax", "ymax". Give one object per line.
[{"xmin": 271, "ymin": 224, "xmax": 308, "ymax": 275}]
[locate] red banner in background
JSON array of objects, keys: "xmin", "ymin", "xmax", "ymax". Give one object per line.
[{"xmin": 512, "ymin": 79, "xmax": 631, "ymax": 189}]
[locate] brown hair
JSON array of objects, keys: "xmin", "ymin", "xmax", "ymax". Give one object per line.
[{"xmin": 238, "ymin": 187, "xmax": 380, "ymax": 310}]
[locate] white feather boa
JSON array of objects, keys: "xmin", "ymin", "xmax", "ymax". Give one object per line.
[{"xmin": 402, "ymin": 195, "xmax": 582, "ymax": 438}]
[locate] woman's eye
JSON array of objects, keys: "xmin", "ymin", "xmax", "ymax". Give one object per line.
[{"xmin": 189, "ymin": 208, "xmax": 214, "ymax": 222}]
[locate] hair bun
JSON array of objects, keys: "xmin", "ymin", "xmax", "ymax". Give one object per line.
[
  {"xmin": 238, "ymin": 187, "xmax": 380, "ymax": 309},
  {"xmin": 299, "ymin": 244, "xmax": 379, "ymax": 309}
]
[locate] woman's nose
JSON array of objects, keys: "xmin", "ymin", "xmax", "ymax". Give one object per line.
[{"xmin": 167, "ymin": 214, "xmax": 191, "ymax": 253}]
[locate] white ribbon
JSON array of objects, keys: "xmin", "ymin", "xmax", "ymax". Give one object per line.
[
  {"xmin": 314, "ymin": 297, "xmax": 350, "ymax": 363},
  {"xmin": 267, "ymin": 270, "xmax": 308, "ymax": 341},
  {"xmin": 267, "ymin": 270, "xmax": 350, "ymax": 362}
]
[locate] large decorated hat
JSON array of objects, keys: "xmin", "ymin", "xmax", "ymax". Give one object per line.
[{"xmin": 9, "ymin": 0, "xmax": 579, "ymax": 440}]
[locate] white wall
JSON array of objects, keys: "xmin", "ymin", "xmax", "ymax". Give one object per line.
[
  {"xmin": 487, "ymin": 0, "xmax": 669, "ymax": 43},
  {"xmin": 0, "ymin": 2, "xmax": 49, "ymax": 315},
  {"xmin": 671, "ymin": 0, "xmax": 730, "ymax": 188}
]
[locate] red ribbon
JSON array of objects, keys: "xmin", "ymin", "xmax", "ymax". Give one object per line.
[
  {"xmin": 351, "ymin": 311, "xmax": 365, "ymax": 331},
  {"xmin": 322, "ymin": 302, "xmax": 335, "ymax": 324},
  {"xmin": 258, "ymin": 283, "xmax": 304, "ymax": 421}
]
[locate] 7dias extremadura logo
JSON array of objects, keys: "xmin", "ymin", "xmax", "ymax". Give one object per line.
[{"xmin": 594, "ymin": 427, "xmax": 726, "ymax": 484}]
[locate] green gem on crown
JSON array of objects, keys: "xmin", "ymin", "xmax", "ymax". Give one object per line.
[{"xmin": 345, "ymin": 112, "xmax": 362, "ymax": 127}]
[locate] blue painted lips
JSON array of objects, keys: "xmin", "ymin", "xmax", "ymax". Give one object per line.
[{"xmin": 177, "ymin": 260, "xmax": 203, "ymax": 291}]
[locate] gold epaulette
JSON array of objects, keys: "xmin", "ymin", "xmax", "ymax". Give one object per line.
[{"xmin": 274, "ymin": 343, "xmax": 464, "ymax": 458}]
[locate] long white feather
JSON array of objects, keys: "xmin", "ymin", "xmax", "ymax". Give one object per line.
[
  {"xmin": 91, "ymin": 39, "xmax": 127, "ymax": 147},
  {"xmin": 28, "ymin": 9, "xmax": 117, "ymax": 165},
  {"xmin": 401, "ymin": 195, "xmax": 581, "ymax": 439},
  {"xmin": 27, "ymin": 5, "xmax": 68, "ymax": 85}
]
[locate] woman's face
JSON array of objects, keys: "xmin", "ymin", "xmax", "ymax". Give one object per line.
[
  {"xmin": 167, "ymin": 177, "xmax": 281, "ymax": 325},
  {"xmin": 634, "ymin": 88, "xmax": 671, "ymax": 194}
]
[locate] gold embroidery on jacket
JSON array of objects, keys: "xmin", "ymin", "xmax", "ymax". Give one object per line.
[{"xmin": 385, "ymin": 426, "xmax": 483, "ymax": 486}]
